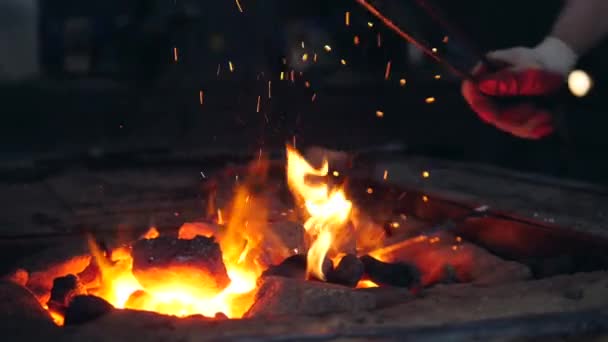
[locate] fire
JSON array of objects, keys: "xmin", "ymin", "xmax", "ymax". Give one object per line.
[
  {"xmin": 79, "ymin": 159, "xmax": 296, "ymax": 319},
  {"xmin": 285, "ymin": 146, "xmax": 353, "ymax": 280}
]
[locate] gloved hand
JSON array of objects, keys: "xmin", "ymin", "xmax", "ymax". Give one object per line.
[{"xmin": 462, "ymin": 37, "xmax": 578, "ymax": 139}]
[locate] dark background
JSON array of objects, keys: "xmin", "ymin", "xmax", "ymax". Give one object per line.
[{"xmin": 0, "ymin": 0, "xmax": 606, "ymax": 183}]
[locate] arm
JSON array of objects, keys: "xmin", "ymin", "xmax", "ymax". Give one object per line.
[{"xmin": 552, "ymin": 0, "xmax": 608, "ymax": 55}]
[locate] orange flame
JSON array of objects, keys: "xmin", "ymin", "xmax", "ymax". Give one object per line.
[{"xmin": 285, "ymin": 146, "xmax": 352, "ymax": 280}]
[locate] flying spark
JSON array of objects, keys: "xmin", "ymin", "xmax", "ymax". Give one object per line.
[
  {"xmin": 235, "ymin": 0, "xmax": 243, "ymax": 12},
  {"xmin": 199, "ymin": 90, "xmax": 204, "ymax": 105},
  {"xmin": 345, "ymin": 12, "xmax": 350, "ymax": 26},
  {"xmin": 268, "ymin": 81, "xmax": 272, "ymax": 99},
  {"xmin": 354, "ymin": 35, "xmax": 360, "ymax": 45},
  {"xmin": 341, "ymin": 59, "xmax": 347, "ymax": 65},
  {"xmin": 399, "ymin": 78, "xmax": 407, "ymax": 86},
  {"xmin": 384, "ymin": 61, "xmax": 392, "ymax": 80},
  {"xmin": 425, "ymin": 97, "xmax": 436, "ymax": 104},
  {"xmin": 228, "ymin": 61, "xmax": 234, "ymax": 72},
  {"xmin": 256, "ymin": 95, "xmax": 261, "ymax": 113},
  {"xmin": 376, "ymin": 110, "xmax": 384, "ymax": 118},
  {"xmin": 383, "ymin": 170, "xmax": 388, "ymax": 180},
  {"xmin": 173, "ymin": 47, "xmax": 178, "ymax": 62},
  {"xmin": 324, "ymin": 45, "xmax": 332, "ymax": 52},
  {"xmin": 377, "ymin": 33, "xmax": 382, "ymax": 47}
]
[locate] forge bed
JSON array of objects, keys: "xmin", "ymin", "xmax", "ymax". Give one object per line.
[{"xmin": 1, "ymin": 152, "xmax": 608, "ymax": 341}]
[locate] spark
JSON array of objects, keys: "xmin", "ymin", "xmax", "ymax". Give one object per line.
[
  {"xmin": 290, "ymin": 70, "xmax": 295, "ymax": 82},
  {"xmin": 422, "ymin": 195, "xmax": 429, "ymax": 202},
  {"xmin": 301, "ymin": 41, "xmax": 305, "ymax": 48},
  {"xmin": 399, "ymin": 78, "xmax": 407, "ymax": 86},
  {"xmin": 442, "ymin": 36, "xmax": 449, "ymax": 43},
  {"xmin": 383, "ymin": 170, "xmax": 388, "ymax": 180},
  {"xmin": 432, "ymin": 47, "xmax": 438, "ymax": 53},
  {"xmin": 216, "ymin": 64, "xmax": 221, "ymax": 76},
  {"xmin": 425, "ymin": 97, "xmax": 436, "ymax": 104},
  {"xmin": 311, "ymin": 93, "xmax": 317, "ymax": 102},
  {"xmin": 313, "ymin": 53, "xmax": 318, "ymax": 62},
  {"xmin": 217, "ymin": 209, "xmax": 224, "ymax": 225},
  {"xmin": 345, "ymin": 11, "xmax": 350, "ymax": 26},
  {"xmin": 384, "ymin": 61, "xmax": 392, "ymax": 80},
  {"xmin": 333, "ymin": 171, "xmax": 340, "ymax": 177},
  {"xmin": 366, "ymin": 187, "xmax": 374, "ymax": 194},
  {"xmin": 367, "ymin": 21, "xmax": 374, "ymax": 28},
  {"xmin": 282, "ymin": 57, "xmax": 287, "ymax": 65},
  {"xmin": 377, "ymin": 33, "xmax": 382, "ymax": 47},
  {"xmin": 173, "ymin": 47, "xmax": 178, "ymax": 62},
  {"xmin": 340, "ymin": 59, "xmax": 347, "ymax": 65},
  {"xmin": 456, "ymin": 236, "xmax": 462, "ymax": 243},
  {"xmin": 568, "ymin": 69, "xmax": 593, "ymax": 97},
  {"xmin": 199, "ymin": 90, "xmax": 204, "ymax": 105},
  {"xmin": 354, "ymin": 35, "xmax": 360, "ymax": 45},
  {"xmin": 422, "ymin": 171, "xmax": 430, "ymax": 178},
  {"xmin": 305, "ymin": 81, "xmax": 311, "ymax": 88},
  {"xmin": 256, "ymin": 95, "xmax": 261, "ymax": 113},
  {"xmin": 280, "ymin": 71, "xmax": 285, "ymax": 80},
  {"xmin": 434, "ymin": 74, "xmax": 441, "ymax": 80},
  {"xmin": 324, "ymin": 45, "xmax": 332, "ymax": 52},
  {"xmin": 292, "ymin": 135, "xmax": 297, "ymax": 148},
  {"xmin": 264, "ymin": 113, "xmax": 269, "ymax": 123},
  {"xmin": 451, "ymin": 245, "xmax": 458, "ymax": 251},
  {"xmin": 200, "ymin": 171, "xmax": 206, "ymax": 179},
  {"xmin": 268, "ymin": 81, "xmax": 272, "ymax": 99},
  {"xmin": 228, "ymin": 60, "xmax": 234, "ymax": 72},
  {"xmin": 376, "ymin": 110, "xmax": 384, "ymax": 118},
  {"xmin": 390, "ymin": 222, "xmax": 400, "ymax": 229},
  {"xmin": 235, "ymin": 0, "xmax": 243, "ymax": 12},
  {"xmin": 302, "ymin": 53, "xmax": 309, "ymax": 62}
]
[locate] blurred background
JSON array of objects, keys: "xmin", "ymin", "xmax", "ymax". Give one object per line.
[{"xmin": 0, "ymin": 0, "xmax": 607, "ymax": 183}]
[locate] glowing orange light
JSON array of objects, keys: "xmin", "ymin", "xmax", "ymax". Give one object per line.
[
  {"xmin": 228, "ymin": 61, "xmax": 234, "ymax": 72},
  {"xmin": 345, "ymin": 12, "xmax": 350, "ymax": 26},
  {"xmin": 432, "ymin": 47, "xmax": 438, "ymax": 53},
  {"xmin": 399, "ymin": 78, "xmax": 407, "ymax": 86},
  {"xmin": 324, "ymin": 45, "xmax": 332, "ymax": 52},
  {"xmin": 312, "ymin": 93, "xmax": 317, "ymax": 102},
  {"xmin": 422, "ymin": 195, "xmax": 429, "ymax": 202},
  {"xmin": 368, "ymin": 21, "xmax": 374, "ymax": 27},
  {"xmin": 333, "ymin": 171, "xmax": 340, "ymax": 177},
  {"xmin": 354, "ymin": 35, "xmax": 360, "ymax": 45},
  {"xmin": 376, "ymin": 110, "xmax": 384, "ymax": 118},
  {"xmin": 256, "ymin": 96, "xmax": 261, "ymax": 113},
  {"xmin": 456, "ymin": 236, "xmax": 462, "ymax": 243},
  {"xmin": 356, "ymin": 280, "xmax": 379, "ymax": 288},
  {"xmin": 367, "ymin": 187, "xmax": 374, "ymax": 194},
  {"xmin": 452, "ymin": 245, "xmax": 458, "ymax": 251},
  {"xmin": 390, "ymin": 222, "xmax": 400, "ymax": 229},
  {"xmin": 305, "ymin": 81, "xmax": 311, "ymax": 88},
  {"xmin": 341, "ymin": 59, "xmax": 347, "ymax": 65},
  {"xmin": 434, "ymin": 74, "xmax": 441, "ymax": 80},
  {"xmin": 384, "ymin": 61, "xmax": 392, "ymax": 80},
  {"xmin": 141, "ymin": 227, "xmax": 159, "ymax": 239},
  {"xmin": 443, "ymin": 36, "xmax": 449, "ymax": 43},
  {"xmin": 425, "ymin": 97, "xmax": 436, "ymax": 104},
  {"xmin": 383, "ymin": 170, "xmax": 388, "ymax": 180},
  {"xmin": 422, "ymin": 171, "xmax": 430, "ymax": 178},
  {"xmin": 173, "ymin": 47, "xmax": 178, "ymax": 62},
  {"xmin": 286, "ymin": 146, "xmax": 353, "ymax": 281},
  {"xmin": 217, "ymin": 209, "xmax": 224, "ymax": 225},
  {"xmin": 280, "ymin": 71, "xmax": 285, "ymax": 80},
  {"xmin": 199, "ymin": 90, "xmax": 204, "ymax": 105}
]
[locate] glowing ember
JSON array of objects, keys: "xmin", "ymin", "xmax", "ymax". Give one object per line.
[
  {"xmin": 173, "ymin": 47, "xmax": 178, "ymax": 62},
  {"xmin": 345, "ymin": 12, "xmax": 350, "ymax": 26},
  {"xmin": 367, "ymin": 21, "xmax": 374, "ymax": 28},
  {"xmin": 376, "ymin": 110, "xmax": 384, "ymax": 118},
  {"xmin": 341, "ymin": 59, "xmax": 347, "ymax": 65},
  {"xmin": 422, "ymin": 171, "xmax": 430, "ymax": 178},
  {"xmin": 199, "ymin": 90, "xmax": 204, "ymax": 105},
  {"xmin": 356, "ymin": 279, "xmax": 379, "ymax": 288},
  {"xmin": 383, "ymin": 170, "xmax": 388, "ymax": 180},
  {"xmin": 425, "ymin": 97, "xmax": 436, "ymax": 104},
  {"xmin": 384, "ymin": 61, "xmax": 392, "ymax": 80},
  {"xmin": 354, "ymin": 35, "xmax": 360, "ymax": 45},
  {"xmin": 286, "ymin": 146, "xmax": 353, "ymax": 281},
  {"xmin": 302, "ymin": 53, "xmax": 309, "ymax": 62},
  {"xmin": 399, "ymin": 78, "xmax": 407, "ymax": 86},
  {"xmin": 235, "ymin": 0, "xmax": 243, "ymax": 13},
  {"xmin": 228, "ymin": 61, "xmax": 235, "ymax": 72},
  {"xmin": 324, "ymin": 45, "xmax": 332, "ymax": 52},
  {"xmin": 141, "ymin": 227, "xmax": 159, "ymax": 239},
  {"xmin": 568, "ymin": 69, "xmax": 593, "ymax": 97}
]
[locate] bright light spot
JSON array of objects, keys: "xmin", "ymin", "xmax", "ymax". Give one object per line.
[
  {"xmin": 383, "ymin": 170, "xmax": 388, "ymax": 180},
  {"xmin": 390, "ymin": 222, "xmax": 400, "ymax": 229},
  {"xmin": 302, "ymin": 53, "xmax": 309, "ymax": 62},
  {"xmin": 425, "ymin": 97, "xmax": 436, "ymax": 104},
  {"xmin": 345, "ymin": 12, "xmax": 350, "ymax": 26},
  {"xmin": 434, "ymin": 74, "xmax": 441, "ymax": 80},
  {"xmin": 432, "ymin": 47, "xmax": 438, "ymax": 53},
  {"xmin": 341, "ymin": 59, "xmax": 347, "ymax": 65},
  {"xmin": 333, "ymin": 171, "xmax": 340, "ymax": 177},
  {"xmin": 422, "ymin": 171, "xmax": 430, "ymax": 178},
  {"xmin": 228, "ymin": 61, "xmax": 234, "ymax": 72},
  {"xmin": 324, "ymin": 45, "xmax": 332, "ymax": 52},
  {"xmin": 442, "ymin": 36, "xmax": 449, "ymax": 43},
  {"xmin": 568, "ymin": 69, "xmax": 593, "ymax": 97},
  {"xmin": 376, "ymin": 110, "xmax": 384, "ymax": 118},
  {"xmin": 354, "ymin": 35, "xmax": 360, "ymax": 45},
  {"xmin": 366, "ymin": 187, "xmax": 374, "ymax": 194},
  {"xmin": 422, "ymin": 195, "xmax": 429, "ymax": 202},
  {"xmin": 367, "ymin": 22, "xmax": 374, "ymax": 28},
  {"xmin": 399, "ymin": 79, "xmax": 407, "ymax": 86}
]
